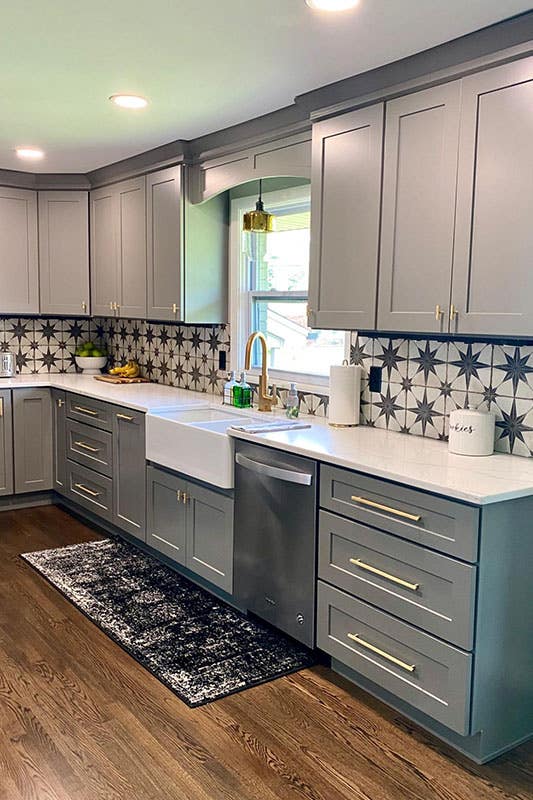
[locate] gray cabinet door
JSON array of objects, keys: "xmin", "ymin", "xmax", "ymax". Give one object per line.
[
  {"xmin": 0, "ymin": 187, "xmax": 39, "ymax": 314},
  {"xmin": 308, "ymin": 104, "xmax": 383, "ymax": 330},
  {"xmin": 377, "ymin": 83, "xmax": 461, "ymax": 333},
  {"xmin": 13, "ymin": 388, "xmax": 52, "ymax": 493},
  {"xmin": 451, "ymin": 57, "xmax": 533, "ymax": 336},
  {"xmin": 39, "ymin": 191, "xmax": 90, "ymax": 316},
  {"xmin": 90, "ymin": 186, "xmax": 118, "ymax": 316},
  {"xmin": 112, "ymin": 407, "xmax": 146, "ymax": 539},
  {"xmin": 146, "ymin": 167, "xmax": 182, "ymax": 321},
  {"xmin": 0, "ymin": 390, "xmax": 13, "ymax": 496},
  {"xmin": 116, "ymin": 176, "xmax": 147, "ymax": 319},
  {"xmin": 186, "ymin": 483, "xmax": 233, "ymax": 593},
  {"xmin": 146, "ymin": 465, "xmax": 187, "ymax": 564},
  {"xmin": 51, "ymin": 389, "xmax": 67, "ymax": 495}
]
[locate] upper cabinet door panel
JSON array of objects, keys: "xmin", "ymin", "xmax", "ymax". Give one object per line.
[
  {"xmin": 0, "ymin": 187, "xmax": 39, "ymax": 314},
  {"xmin": 308, "ymin": 104, "xmax": 384, "ymax": 330},
  {"xmin": 90, "ymin": 187, "xmax": 118, "ymax": 316},
  {"xmin": 451, "ymin": 57, "xmax": 533, "ymax": 336},
  {"xmin": 117, "ymin": 176, "xmax": 147, "ymax": 319},
  {"xmin": 377, "ymin": 83, "xmax": 461, "ymax": 333},
  {"xmin": 39, "ymin": 191, "xmax": 90, "ymax": 316},
  {"xmin": 147, "ymin": 167, "xmax": 182, "ymax": 321}
]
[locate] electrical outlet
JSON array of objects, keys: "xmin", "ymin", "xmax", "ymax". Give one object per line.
[
  {"xmin": 369, "ymin": 366, "xmax": 383, "ymax": 393},
  {"xmin": 218, "ymin": 351, "xmax": 227, "ymax": 371}
]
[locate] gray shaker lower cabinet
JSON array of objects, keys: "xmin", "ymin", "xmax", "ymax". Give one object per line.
[
  {"xmin": 112, "ymin": 407, "xmax": 146, "ymax": 540},
  {"xmin": 0, "ymin": 390, "xmax": 13, "ymax": 496},
  {"xmin": 146, "ymin": 465, "xmax": 187, "ymax": 565},
  {"xmin": 186, "ymin": 483, "xmax": 233, "ymax": 594},
  {"xmin": 51, "ymin": 389, "xmax": 67, "ymax": 495},
  {"xmin": 13, "ymin": 388, "xmax": 53, "ymax": 494}
]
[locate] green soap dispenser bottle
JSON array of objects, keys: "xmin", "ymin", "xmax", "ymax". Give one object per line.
[{"xmin": 233, "ymin": 372, "xmax": 252, "ymax": 409}]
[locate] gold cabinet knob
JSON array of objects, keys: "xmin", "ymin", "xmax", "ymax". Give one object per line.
[
  {"xmin": 435, "ymin": 304, "xmax": 444, "ymax": 321},
  {"xmin": 450, "ymin": 304, "xmax": 458, "ymax": 321}
]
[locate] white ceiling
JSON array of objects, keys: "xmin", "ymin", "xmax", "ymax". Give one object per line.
[{"xmin": 1, "ymin": 0, "xmax": 530, "ymax": 173}]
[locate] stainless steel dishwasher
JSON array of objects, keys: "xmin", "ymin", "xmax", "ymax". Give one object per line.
[{"xmin": 233, "ymin": 440, "xmax": 317, "ymax": 648}]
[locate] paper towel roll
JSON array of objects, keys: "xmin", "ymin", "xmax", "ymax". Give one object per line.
[{"xmin": 329, "ymin": 361, "xmax": 361, "ymax": 426}]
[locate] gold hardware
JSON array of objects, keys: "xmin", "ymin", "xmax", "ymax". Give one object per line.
[
  {"xmin": 110, "ymin": 301, "xmax": 114, "ymax": 311},
  {"xmin": 74, "ymin": 441, "xmax": 100, "ymax": 454},
  {"xmin": 350, "ymin": 558, "xmax": 420, "ymax": 592},
  {"xmin": 81, "ymin": 300, "xmax": 87, "ymax": 312},
  {"xmin": 348, "ymin": 634, "xmax": 416, "ymax": 673},
  {"xmin": 74, "ymin": 483, "xmax": 100, "ymax": 498},
  {"xmin": 74, "ymin": 405, "xmax": 98, "ymax": 416},
  {"xmin": 244, "ymin": 331, "xmax": 278, "ymax": 413},
  {"xmin": 176, "ymin": 490, "xmax": 182, "ymax": 503},
  {"xmin": 57, "ymin": 398, "xmax": 63, "ymax": 408},
  {"xmin": 182, "ymin": 492, "xmax": 189, "ymax": 505},
  {"xmin": 435, "ymin": 304, "xmax": 443, "ymax": 321},
  {"xmin": 351, "ymin": 495, "xmax": 421, "ymax": 523},
  {"xmin": 172, "ymin": 303, "xmax": 178, "ymax": 315},
  {"xmin": 116, "ymin": 412, "xmax": 134, "ymax": 422},
  {"xmin": 450, "ymin": 304, "xmax": 458, "ymax": 321},
  {"xmin": 0, "ymin": 398, "xmax": 3, "ymax": 418},
  {"xmin": 116, "ymin": 303, "xmax": 120, "ymax": 314}
]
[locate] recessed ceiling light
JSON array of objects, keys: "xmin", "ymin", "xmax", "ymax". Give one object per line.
[
  {"xmin": 109, "ymin": 94, "xmax": 148, "ymax": 109},
  {"xmin": 16, "ymin": 147, "xmax": 44, "ymax": 160},
  {"xmin": 306, "ymin": 0, "xmax": 359, "ymax": 10}
]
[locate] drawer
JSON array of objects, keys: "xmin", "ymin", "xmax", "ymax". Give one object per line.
[
  {"xmin": 320, "ymin": 465, "xmax": 479, "ymax": 562},
  {"xmin": 318, "ymin": 511, "xmax": 476, "ymax": 649},
  {"xmin": 66, "ymin": 420, "xmax": 113, "ymax": 477},
  {"xmin": 66, "ymin": 393, "xmax": 113, "ymax": 431},
  {"xmin": 317, "ymin": 582, "xmax": 472, "ymax": 735},
  {"xmin": 66, "ymin": 460, "xmax": 113, "ymax": 521}
]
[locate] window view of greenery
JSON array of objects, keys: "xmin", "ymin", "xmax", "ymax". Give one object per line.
[{"xmin": 244, "ymin": 199, "xmax": 344, "ymax": 377}]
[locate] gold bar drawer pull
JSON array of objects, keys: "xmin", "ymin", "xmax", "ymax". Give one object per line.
[
  {"xmin": 116, "ymin": 413, "xmax": 134, "ymax": 422},
  {"xmin": 74, "ymin": 405, "xmax": 98, "ymax": 416},
  {"xmin": 74, "ymin": 441, "xmax": 100, "ymax": 453},
  {"xmin": 350, "ymin": 558, "xmax": 420, "ymax": 592},
  {"xmin": 351, "ymin": 495, "xmax": 421, "ymax": 523},
  {"xmin": 74, "ymin": 483, "xmax": 100, "ymax": 498},
  {"xmin": 348, "ymin": 633, "xmax": 416, "ymax": 673}
]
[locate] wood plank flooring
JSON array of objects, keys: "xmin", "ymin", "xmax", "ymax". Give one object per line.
[{"xmin": 0, "ymin": 505, "xmax": 531, "ymax": 800}]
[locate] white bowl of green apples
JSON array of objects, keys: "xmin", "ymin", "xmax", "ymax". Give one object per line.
[{"xmin": 75, "ymin": 341, "xmax": 107, "ymax": 374}]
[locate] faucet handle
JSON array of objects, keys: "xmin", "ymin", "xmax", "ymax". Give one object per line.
[{"xmin": 270, "ymin": 384, "xmax": 278, "ymax": 406}]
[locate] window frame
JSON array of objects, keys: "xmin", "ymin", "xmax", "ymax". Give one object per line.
[{"xmin": 229, "ymin": 185, "xmax": 349, "ymax": 392}]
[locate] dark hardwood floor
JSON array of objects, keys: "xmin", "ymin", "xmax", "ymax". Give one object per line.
[{"xmin": 0, "ymin": 505, "xmax": 531, "ymax": 800}]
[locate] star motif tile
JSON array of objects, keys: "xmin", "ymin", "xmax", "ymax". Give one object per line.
[
  {"xmin": 371, "ymin": 385, "xmax": 405, "ymax": 431},
  {"xmin": 491, "ymin": 396, "xmax": 533, "ymax": 457},
  {"xmin": 447, "ymin": 342, "xmax": 492, "ymax": 394},
  {"xmin": 407, "ymin": 340, "xmax": 448, "ymax": 387},
  {"xmin": 373, "ymin": 338, "xmax": 408, "ymax": 384},
  {"xmin": 492, "ymin": 345, "xmax": 533, "ymax": 399},
  {"xmin": 405, "ymin": 386, "xmax": 446, "ymax": 439}
]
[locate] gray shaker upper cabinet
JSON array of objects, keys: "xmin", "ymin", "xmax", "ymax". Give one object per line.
[
  {"xmin": 451, "ymin": 57, "xmax": 533, "ymax": 336},
  {"xmin": 39, "ymin": 191, "xmax": 90, "ymax": 316},
  {"xmin": 147, "ymin": 166, "xmax": 182, "ymax": 321},
  {"xmin": 377, "ymin": 82, "xmax": 461, "ymax": 333},
  {"xmin": 0, "ymin": 187, "xmax": 39, "ymax": 314},
  {"xmin": 90, "ymin": 177, "xmax": 147, "ymax": 319},
  {"xmin": 308, "ymin": 104, "xmax": 384, "ymax": 330},
  {"xmin": 90, "ymin": 185, "xmax": 119, "ymax": 316}
]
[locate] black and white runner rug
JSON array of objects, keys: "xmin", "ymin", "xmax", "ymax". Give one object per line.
[{"xmin": 22, "ymin": 538, "xmax": 315, "ymax": 707}]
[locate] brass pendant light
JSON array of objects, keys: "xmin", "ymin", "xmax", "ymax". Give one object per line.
[{"xmin": 243, "ymin": 179, "xmax": 275, "ymax": 233}]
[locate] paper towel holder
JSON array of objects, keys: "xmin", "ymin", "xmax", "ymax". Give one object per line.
[{"xmin": 328, "ymin": 359, "xmax": 360, "ymax": 428}]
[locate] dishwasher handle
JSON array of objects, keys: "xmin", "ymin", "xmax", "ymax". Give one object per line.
[{"xmin": 235, "ymin": 452, "xmax": 313, "ymax": 486}]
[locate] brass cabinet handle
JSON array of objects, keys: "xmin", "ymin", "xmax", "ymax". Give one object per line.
[
  {"xmin": 81, "ymin": 300, "xmax": 87, "ymax": 312},
  {"xmin": 435, "ymin": 304, "xmax": 444, "ymax": 321},
  {"xmin": 116, "ymin": 412, "xmax": 134, "ymax": 422},
  {"xmin": 172, "ymin": 303, "xmax": 178, "ymax": 315},
  {"xmin": 74, "ymin": 440, "xmax": 100, "ymax": 454},
  {"xmin": 57, "ymin": 398, "xmax": 64, "ymax": 408},
  {"xmin": 0, "ymin": 398, "xmax": 3, "ymax": 418},
  {"xmin": 176, "ymin": 489, "xmax": 182, "ymax": 503},
  {"xmin": 350, "ymin": 495, "xmax": 421, "ymax": 523},
  {"xmin": 74, "ymin": 483, "xmax": 100, "ymax": 498},
  {"xmin": 350, "ymin": 558, "xmax": 420, "ymax": 592},
  {"xmin": 450, "ymin": 304, "xmax": 458, "ymax": 321},
  {"xmin": 110, "ymin": 301, "xmax": 114, "ymax": 311},
  {"xmin": 347, "ymin": 633, "xmax": 416, "ymax": 673},
  {"xmin": 182, "ymin": 492, "xmax": 189, "ymax": 505},
  {"xmin": 74, "ymin": 405, "xmax": 98, "ymax": 416}
]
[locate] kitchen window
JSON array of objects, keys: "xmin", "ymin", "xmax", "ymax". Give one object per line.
[{"xmin": 230, "ymin": 184, "xmax": 347, "ymax": 389}]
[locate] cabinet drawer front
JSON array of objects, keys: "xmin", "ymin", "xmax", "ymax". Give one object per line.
[
  {"xmin": 66, "ymin": 460, "xmax": 113, "ymax": 521},
  {"xmin": 66, "ymin": 420, "xmax": 113, "ymax": 477},
  {"xmin": 320, "ymin": 465, "xmax": 479, "ymax": 562},
  {"xmin": 319, "ymin": 511, "xmax": 476, "ymax": 649},
  {"xmin": 66, "ymin": 394, "xmax": 113, "ymax": 431},
  {"xmin": 317, "ymin": 582, "xmax": 472, "ymax": 734}
]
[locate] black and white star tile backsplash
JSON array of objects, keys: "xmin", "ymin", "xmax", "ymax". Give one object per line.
[{"xmin": 3, "ymin": 314, "xmax": 533, "ymax": 457}]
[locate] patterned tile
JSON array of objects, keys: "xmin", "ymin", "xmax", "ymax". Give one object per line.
[
  {"xmin": 370, "ymin": 384, "xmax": 405, "ymax": 432},
  {"xmin": 407, "ymin": 340, "xmax": 448, "ymax": 388},
  {"xmin": 405, "ymin": 386, "xmax": 446, "ymax": 440},
  {"xmin": 349, "ymin": 333, "xmax": 373, "ymax": 374},
  {"xmin": 373, "ymin": 338, "xmax": 408, "ymax": 384},
  {"xmin": 447, "ymin": 342, "xmax": 492, "ymax": 394},
  {"xmin": 491, "ymin": 345, "xmax": 533, "ymax": 399},
  {"xmin": 491, "ymin": 396, "xmax": 533, "ymax": 457}
]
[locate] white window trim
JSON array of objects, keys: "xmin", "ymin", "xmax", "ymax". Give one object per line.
[{"xmin": 229, "ymin": 186, "xmax": 349, "ymax": 394}]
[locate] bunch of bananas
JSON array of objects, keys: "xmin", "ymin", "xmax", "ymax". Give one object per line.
[{"xmin": 109, "ymin": 360, "xmax": 140, "ymax": 378}]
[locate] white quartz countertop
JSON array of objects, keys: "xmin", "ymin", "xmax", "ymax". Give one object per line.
[
  {"xmin": 0, "ymin": 374, "xmax": 211, "ymax": 413},
  {"xmin": 228, "ymin": 416, "xmax": 533, "ymax": 506}
]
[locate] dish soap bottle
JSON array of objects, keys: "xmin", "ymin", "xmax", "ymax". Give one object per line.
[
  {"xmin": 223, "ymin": 371, "xmax": 237, "ymax": 406},
  {"xmin": 286, "ymin": 383, "xmax": 299, "ymax": 418},
  {"xmin": 233, "ymin": 372, "xmax": 252, "ymax": 409}
]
